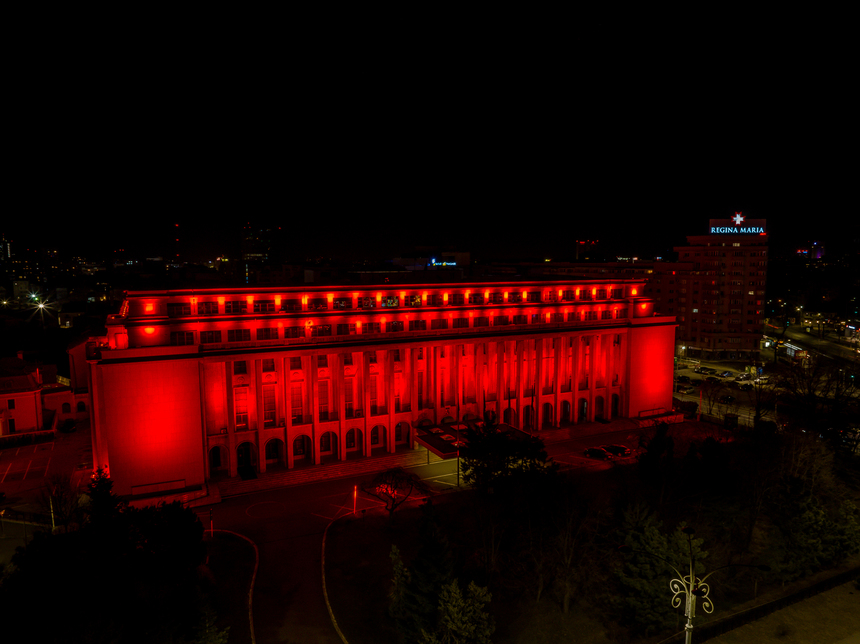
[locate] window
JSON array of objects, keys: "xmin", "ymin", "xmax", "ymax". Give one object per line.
[
  {"xmin": 310, "ymin": 298, "xmax": 328, "ymax": 310},
  {"xmin": 567, "ymin": 311, "xmax": 581, "ymax": 322},
  {"xmin": 527, "ymin": 291, "xmax": 541, "ymax": 303},
  {"xmin": 225, "ymin": 301, "xmax": 247, "ymax": 314},
  {"xmin": 513, "ymin": 314, "xmax": 527, "ymax": 325},
  {"xmin": 317, "ymin": 355, "xmax": 327, "ymax": 367},
  {"xmin": 494, "ymin": 315, "xmax": 509, "ymax": 326},
  {"xmin": 336, "ymin": 323, "xmax": 358, "ymax": 335},
  {"xmin": 431, "ymin": 318, "xmax": 448, "ymax": 330},
  {"xmin": 263, "ymin": 385, "xmax": 276, "ymax": 426},
  {"xmin": 234, "ymin": 361, "xmax": 247, "ymax": 375},
  {"xmin": 610, "ymin": 288, "xmax": 623, "ymax": 299},
  {"xmin": 363, "ymin": 322, "xmax": 381, "ymax": 334},
  {"xmin": 170, "ymin": 331, "xmax": 194, "ymax": 345},
  {"xmin": 167, "ymin": 303, "xmax": 191, "ymax": 317},
  {"xmin": 254, "ymin": 300, "xmax": 276, "ymax": 313},
  {"xmin": 346, "ymin": 428, "xmax": 356, "ymax": 448},
  {"xmin": 563, "ymin": 290, "xmax": 575, "ymax": 301},
  {"xmin": 257, "ymin": 328, "xmax": 279, "ymax": 340},
  {"xmin": 601, "ymin": 310, "xmax": 612, "ymax": 319},
  {"xmin": 428, "ymin": 294, "xmax": 444, "ymax": 306},
  {"xmin": 453, "ymin": 317, "xmax": 469, "ymax": 328},
  {"xmin": 473, "ymin": 316, "xmax": 489, "ymax": 327},
  {"xmin": 228, "ymin": 329, "xmax": 251, "ymax": 342},
  {"xmin": 508, "ymin": 292, "xmax": 523, "ymax": 303},
  {"xmin": 320, "ymin": 432, "xmax": 331, "ymax": 451},
  {"xmin": 7, "ymin": 399, "xmax": 15, "ymax": 410},
  {"xmin": 409, "ymin": 319, "xmax": 427, "ymax": 331},
  {"xmin": 318, "ymin": 381, "xmax": 329, "ymax": 421},
  {"xmin": 597, "ymin": 289, "xmax": 607, "ymax": 299},
  {"xmin": 468, "ymin": 293, "xmax": 484, "ymax": 304},
  {"xmin": 291, "ymin": 383, "xmax": 303, "ymax": 422},
  {"xmin": 262, "ymin": 359, "xmax": 275, "ymax": 372},
  {"xmin": 381, "ymin": 296, "xmax": 400, "ymax": 308},
  {"xmin": 289, "ymin": 357, "xmax": 302, "ymax": 370},
  {"xmin": 284, "ymin": 326, "xmax": 303, "ymax": 338},
  {"xmin": 280, "ymin": 299, "xmax": 301, "ymax": 312},
  {"xmin": 200, "ymin": 330, "xmax": 222, "ymax": 344},
  {"xmin": 345, "ymin": 378, "xmax": 354, "ymax": 418},
  {"xmin": 311, "ymin": 325, "xmax": 332, "ymax": 337},
  {"xmin": 359, "ymin": 297, "xmax": 376, "ymax": 309},
  {"xmin": 197, "ymin": 302, "xmax": 218, "ymax": 315},
  {"xmin": 386, "ymin": 320, "xmax": 404, "ymax": 332},
  {"xmin": 234, "ymin": 387, "xmax": 249, "ymax": 428},
  {"xmin": 333, "ymin": 298, "xmax": 352, "ymax": 310}
]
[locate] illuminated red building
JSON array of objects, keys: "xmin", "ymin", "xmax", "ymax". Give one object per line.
[{"xmin": 88, "ymin": 280, "xmax": 676, "ymax": 496}]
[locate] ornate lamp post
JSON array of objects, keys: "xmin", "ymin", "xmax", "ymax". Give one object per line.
[{"xmin": 621, "ymin": 526, "xmax": 769, "ymax": 644}]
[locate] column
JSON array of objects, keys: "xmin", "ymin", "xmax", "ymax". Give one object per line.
[{"xmin": 255, "ymin": 359, "xmax": 266, "ymax": 473}]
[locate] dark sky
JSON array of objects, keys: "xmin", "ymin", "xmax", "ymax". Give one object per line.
[{"xmin": 6, "ymin": 15, "xmax": 851, "ymax": 264}]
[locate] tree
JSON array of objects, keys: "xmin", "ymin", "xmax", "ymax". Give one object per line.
[
  {"xmin": 38, "ymin": 473, "xmax": 83, "ymax": 532},
  {"xmin": 461, "ymin": 423, "xmax": 555, "ymax": 492},
  {"xmin": 637, "ymin": 422, "xmax": 675, "ymax": 504},
  {"xmin": 613, "ymin": 506, "xmax": 708, "ymax": 638},
  {"xmin": 0, "ymin": 470, "xmax": 211, "ymax": 643},
  {"xmin": 361, "ymin": 467, "xmax": 431, "ymax": 522},
  {"xmin": 389, "ymin": 500, "xmax": 456, "ymax": 642},
  {"xmin": 421, "ymin": 580, "xmax": 495, "ymax": 644}
]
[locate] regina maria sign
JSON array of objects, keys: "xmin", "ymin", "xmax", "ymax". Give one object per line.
[{"xmin": 709, "ymin": 212, "xmax": 766, "ymax": 234}]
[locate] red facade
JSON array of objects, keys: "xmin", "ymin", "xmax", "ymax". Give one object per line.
[{"xmin": 89, "ymin": 280, "xmax": 676, "ymax": 495}]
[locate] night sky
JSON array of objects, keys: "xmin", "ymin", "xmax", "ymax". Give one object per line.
[{"xmin": 6, "ymin": 15, "xmax": 851, "ymax": 265}]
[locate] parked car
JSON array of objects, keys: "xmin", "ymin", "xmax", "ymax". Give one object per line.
[
  {"xmin": 704, "ymin": 376, "xmax": 722, "ymax": 384},
  {"xmin": 676, "ymin": 385, "xmax": 693, "ymax": 394},
  {"xmin": 719, "ymin": 371, "xmax": 732, "ymax": 378},
  {"xmin": 734, "ymin": 374, "xmax": 751, "ymax": 381},
  {"xmin": 676, "ymin": 375, "xmax": 691, "ymax": 384},
  {"xmin": 739, "ymin": 383, "xmax": 754, "ymax": 391},
  {"xmin": 718, "ymin": 395, "xmax": 735, "ymax": 404},
  {"xmin": 601, "ymin": 444, "xmax": 632, "ymax": 457},
  {"xmin": 584, "ymin": 447, "xmax": 613, "ymax": 460}
]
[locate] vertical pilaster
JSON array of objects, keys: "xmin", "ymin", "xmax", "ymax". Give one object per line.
[{"xmin": 309, "ymin": 355, "xmax": 319, "ymax": 464}]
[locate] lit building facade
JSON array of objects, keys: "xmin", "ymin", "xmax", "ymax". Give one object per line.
[
  {"xmin": 652, "ymin": 215, "xmax": 768, "ymax": 360},
  {"xmin": 88, "ymin": 279, "xmax": 676, "ymax": 496}
]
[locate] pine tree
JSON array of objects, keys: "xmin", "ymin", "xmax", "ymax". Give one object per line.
[{"xmin": 421, "ymin": 580, "xmax": 495, "ymax": 644}]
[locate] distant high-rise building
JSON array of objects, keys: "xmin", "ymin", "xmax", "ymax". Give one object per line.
[{"xmin": 646, "ymin": 213, "xmax": 767, "ymax": 361}]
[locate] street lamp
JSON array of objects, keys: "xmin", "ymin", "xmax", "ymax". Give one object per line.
[{"xmin": 620, "ymin": 526, "xmax": 769, "ymax": 644}]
